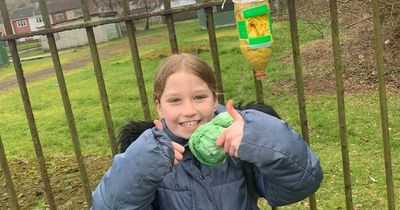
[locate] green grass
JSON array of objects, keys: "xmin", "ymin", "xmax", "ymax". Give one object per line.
[
  {"xmin": 16, "ymin": 39, "xmax": 41, "ymax": 51},
  {"xmin": 0, "ymin": 19, "xmax": 399, "ymax": 209},
  {"xmin": 19, "ymin": 49, "xmax": 46, "ymax": 58}
]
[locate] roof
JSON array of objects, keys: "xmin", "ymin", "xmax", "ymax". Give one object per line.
[
  {"xmin": 92, "ymin": 0, "xmax": 120, "ymax": 6},
  {"xmin": 47, "ymin": 0, "xmax": 81, "ymax": 14},
  {"xmin": 10, "ymin": 5, "xmax": 41, "ymax": 20}
]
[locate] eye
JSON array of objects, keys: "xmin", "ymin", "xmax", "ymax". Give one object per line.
[
  {"xmin": 194, "ymin": 95, "xmax": 207, "ymax": 101},
  {"xmin": 167, "ymin": 98, "xmax": 181, "ymax": 104}
]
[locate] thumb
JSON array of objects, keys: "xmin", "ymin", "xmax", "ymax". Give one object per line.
[
  {"xmin": 226, "ymin": 100, "xmax": 242, "ymax": 122},
  {"xmin": 153, "ymin": 119, "xmax": 163, "ymax": 130}
]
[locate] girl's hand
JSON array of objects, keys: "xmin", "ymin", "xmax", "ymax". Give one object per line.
[
  {"xmin": 172, "ymin": 142, "xmax": 185, "ymax": 165},
  {"xmin": 154, "ymin": 119, "xmax": 185, "ymax": 165},
  {"xmin": 216, "ymin": 100, "xmax": 244, "ymax": 158}
]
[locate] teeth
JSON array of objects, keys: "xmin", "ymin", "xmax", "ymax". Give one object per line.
[{"xmin": 181, "ymin": 121, "xmax": 198, "ymax": 126}]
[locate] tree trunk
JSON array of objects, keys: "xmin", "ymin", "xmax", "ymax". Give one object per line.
[
  {"xmin": 108, "ymin": 0, "xmax": 113, "ymax": 11},
  {"xmin": 144, "ymin": 0, "xmax": 150, "ymax": 30}
]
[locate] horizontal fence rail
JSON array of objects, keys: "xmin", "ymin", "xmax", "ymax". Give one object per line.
[
  {"xmin": 0, "ymin": 1, "xmax": 225, "ymax": 41},
  {"xmin": 0, "ymin": 0, "xmax": 396, "ymax": 209}
]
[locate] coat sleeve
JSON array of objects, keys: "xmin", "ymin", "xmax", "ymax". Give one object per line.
[
  {"xmin": 237, "ymin": 110, "xmax": 323, "ymax": 207},
  {"xmin": 91, "ymin": 128, "xmax": 174, "ymax": 210}
]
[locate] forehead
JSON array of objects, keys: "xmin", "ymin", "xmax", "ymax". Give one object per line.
[{"xmin": 162, "ymin": 71, "xmax": 210, "ymax": 94}]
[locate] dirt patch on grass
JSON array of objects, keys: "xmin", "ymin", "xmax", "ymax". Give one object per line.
[
  {"xmin": 0, "ymin": 156, "xmax": 111, "ymax": 209},
  {"xmin": 280, "ymin": 28, "xmax": 399, "ymax": 95},
  {"xmin": 279, "ymin": 0, "xmax": 400, "ymax": 95}
]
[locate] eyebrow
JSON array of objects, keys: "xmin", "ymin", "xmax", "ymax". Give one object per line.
[{"xmin": 162, "ymin": 88, "xmax": 211, "ymax": 98}]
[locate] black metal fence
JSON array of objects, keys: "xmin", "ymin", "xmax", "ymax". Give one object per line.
[{"xmin": 0, "ymin": 0, "xmax": 395, "ymax": 209}]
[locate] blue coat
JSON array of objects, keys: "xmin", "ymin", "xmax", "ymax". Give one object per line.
[{"xmin": 92, "ymin": 109, "xmax": 323, "ymax": 209}]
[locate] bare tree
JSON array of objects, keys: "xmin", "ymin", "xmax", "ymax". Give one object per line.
[
  {"xmin": 144, "ymin": 0, "xmax": 149, "ymax": 30},
  {"xmin": 95, "ymin": 0, "xmax": 114, "ymax": 11}
]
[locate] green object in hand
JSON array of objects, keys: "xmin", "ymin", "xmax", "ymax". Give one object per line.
[{"xmin": 189, "ymin": 112, "xmax": 233, "ymax": 166}]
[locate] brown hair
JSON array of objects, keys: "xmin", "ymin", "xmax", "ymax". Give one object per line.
[{"xmin": 153, "ymin": 53, "xmax": 217, "ymax": 102}]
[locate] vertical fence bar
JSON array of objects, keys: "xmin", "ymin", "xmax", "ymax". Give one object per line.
[
  {"xmin": 0, "ymin": 134, "xmax": 20, "ymax": 210},
  {"xmin": 121, "ymin": 0, "xmax": 152, "ymax": 121},
  {"xmin": 371, "ymin": 0, "xmax": 395, "ymax": 209},
  {"xmin": 163, "ymin": 0, "xmax": 179, "ymax": 53},
  {"xmin": 37, "ymin": 0, "xmax": 92, "ymax": 206},
  {"xmin": 0, "ymin": 1, "xmax": 57, "ymax": 209},
  {"xmin": 204, "ymin": 6, "xmax": 225, "ymax": 104},
  {"xmin": 253, "ymin": 74, "xmax": 264, "ymax": 104},
  {"xmin": 79, "ymin": 0, "xmax": 117, "ymax": 156},
  {"xmin": 328, "ymin": 1, "xmax": 353, "ymax": 209},
  {"xmin": 287, "ymin": 1, "xmax": 318, "ymax": 209}
]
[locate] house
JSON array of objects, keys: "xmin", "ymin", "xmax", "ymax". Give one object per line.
[
  {"xmin": 46, "ymin": 0, "xmax": 83, "ymax": 24},
  {"xmin": 9, "ymin": 0, "xmax": 98, "ymax": 38},
  {"xmin": 10, "ymin": 5, "xmax": 43, "ymax": 40},
  {"xmin": 5, "ymin": 0, "xmax": 33, "ymax": 14},
  {"xmin": 39, "ymin": 13, "xmax": 121, "ymax": 50}
]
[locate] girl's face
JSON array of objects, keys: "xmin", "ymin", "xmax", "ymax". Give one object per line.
[{"xmin": 156, "ymin": 71, "xmax": 218, "ymax": 139}]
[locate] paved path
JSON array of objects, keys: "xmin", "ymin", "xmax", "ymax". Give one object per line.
[
  {"xmin": 0, "ymin": 35, "xmax": 164, "ymax": 92},
  {"xmin": 1, "ymin": 52, "xmax": 93, "ymax": 92}
]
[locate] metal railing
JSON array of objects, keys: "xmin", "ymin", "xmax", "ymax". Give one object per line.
[{"xmin": 0, "ymin": 0, "xmax": 395, "ymax": 209}]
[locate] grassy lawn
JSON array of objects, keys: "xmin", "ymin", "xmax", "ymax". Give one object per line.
[{"xmin": 0, "ymin": 19, "xmax": 399, "ymax": 209}]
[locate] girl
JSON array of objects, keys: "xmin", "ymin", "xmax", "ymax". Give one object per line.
[
  {"xmin": 116, "ymin": 101, "xmax": 281, "ymax": 154},
  {"xmin": 91, "ymin": 53, "xmax": 323, "ymax": 209}
]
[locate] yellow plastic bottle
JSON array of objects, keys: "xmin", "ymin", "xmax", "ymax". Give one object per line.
[{"xmin": 233, "ymin": 0, "xmax": 273, "ymax": 80}]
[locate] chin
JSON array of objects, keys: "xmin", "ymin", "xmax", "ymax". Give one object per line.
[{"xmin": 175, "ymin": 131, "xmax": 192, "ymax": 140}]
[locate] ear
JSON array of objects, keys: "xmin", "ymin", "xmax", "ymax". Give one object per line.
[
  {"xmin": 212, "ymin": 96, "xmax": 218, "ymax": 112},
  {"xmin": 155, "ymin": 100, "xmax": 164, "ymax": 119}
]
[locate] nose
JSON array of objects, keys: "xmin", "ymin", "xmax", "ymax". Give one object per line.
[{"xmin": 181, "ymin": 101, "xmax": 196, "ymax": 117}]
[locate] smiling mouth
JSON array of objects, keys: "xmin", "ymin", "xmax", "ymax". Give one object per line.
[{"xmin": 179, "ymin": 120, "xmax": 201, "ymax": 127}]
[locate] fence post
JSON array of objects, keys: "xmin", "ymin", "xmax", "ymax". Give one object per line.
[
  {"xmin": 371, "ymin": 0, "xmax": 395, "ymax": 209},
  {"xmin": 0, "ymin": 1, "xmax": 57, "ymax": 209},
  {"xmin": 79, "ymin": 0, "xmax": 118, "ymax": 156},
  {"xmin": 287, "ymin": 0, "xmax": 318, "ymax": 209},
  {"xmin": 253, "ymin": 74, "xmax": 264, "ymax": 104},
  {"xmin": 37, "ymin": 0, "xmax": 92, "ymax": 206},
  {"xmin": 0, "ymin": 134, "xmax": 20, "ymax": 210},
  {"xmin": 328, "ymin": 1, "xmax": 354, "ymax": 209},
  {"xmin": 121, "ymin": 0, "xmax": 152, "ymax": 121},
  {"xmin": 204, "ymin": 6, "xmax": 225, "ymax": 104},
  {"xmin": 163, "ymin": 0, "xmax": 179, "ymax": 53}
]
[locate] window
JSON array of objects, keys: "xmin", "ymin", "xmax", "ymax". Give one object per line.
[
  {"xmin": 16, "ymin": 19, "xmax": 27, "ymax": 27},
  {"xmin": 73, "ymin": 9, "xmax": 82, "ymax": 17},
  {"xmin": 54, "ymin": 13, "xmax": 65, "ymax": 22},
  {"xmin": 36, "ymin": 16, "xmax": 43, "ymax": 23}
]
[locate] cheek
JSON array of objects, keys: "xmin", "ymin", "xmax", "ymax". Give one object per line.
[
  {"xmin": 204, "ymin": 106, "xmax": 216, "ymax": 121},
  {"xmin": 160, "ymin": 106, "xmax": 178, "ymax": 121}
]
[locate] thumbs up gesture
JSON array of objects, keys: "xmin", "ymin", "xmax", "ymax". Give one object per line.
[{"xmin": 215, "ymin": 100, "xmax": 245, "ymax": 158}]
